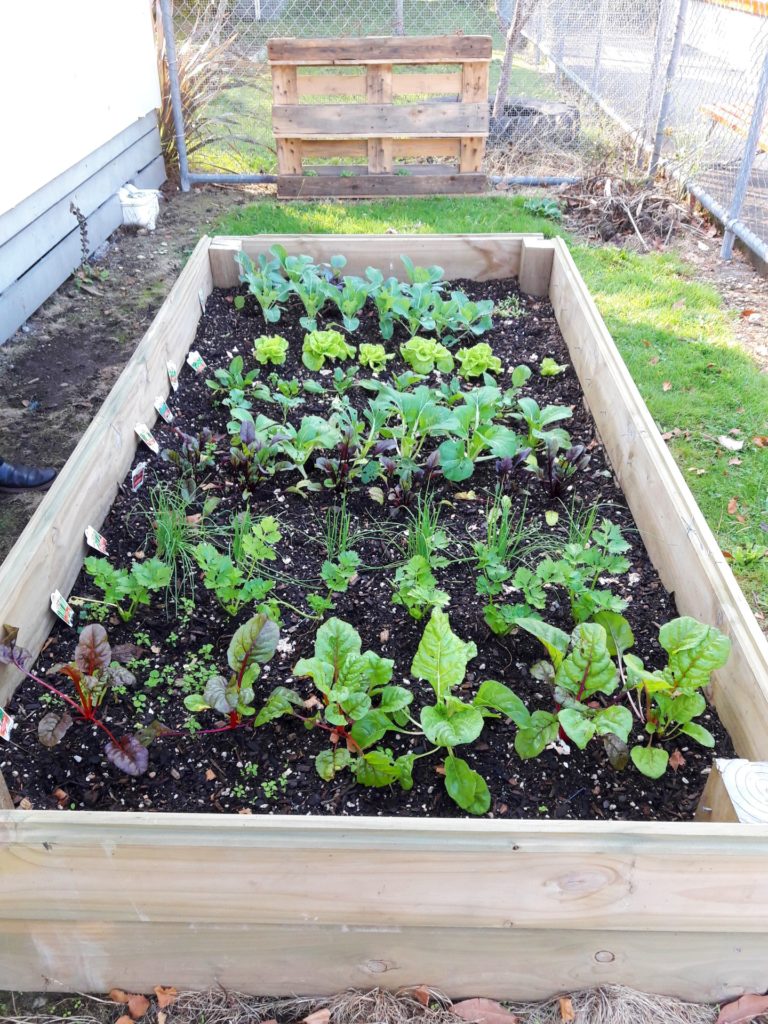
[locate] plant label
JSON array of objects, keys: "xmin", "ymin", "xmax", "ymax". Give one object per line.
[
  {"xmin": 50, "ymin": 590, "xmax": 75, "ymax": 627},
  {"xmin": 154, "ymin": 396, "xmax": 174, "ymax": 424},
  {"xmin": 135, "ymin": 423, "xmax": 159, "ymax": 454},
  {"xmin": 0, "ymin": 707, "xmax": 14, "ymax": 742},
  {"xmin": 131, "ymin": 462, "xmax": 146, "ymax": 492},
  {"xmin": 167, "ymin": 361, "xmax": 179, "ymax": 392},
  {"xmin": 85, "ymin": 526, "xmax": 108, "ymax": 554},
  {"xmin": 186, "ymin": 350, "xmax": 207, "ymax": 374},
  {"xmin": 198, "ymin": 289, "xmax": 206, "ymax": 315}
]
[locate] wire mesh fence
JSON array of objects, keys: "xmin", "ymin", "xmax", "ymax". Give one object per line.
[{"xmin": 160, "ymin": 0, "xmax": 768, "ymax": 260}]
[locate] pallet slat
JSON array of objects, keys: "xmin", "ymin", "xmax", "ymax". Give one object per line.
[
  {"xmin": 268, "ymin": 35, "xmax": 492, "ymax": 64},
  {"xmin": 273, "ymin": 101, "xmax": 488, "ymax": 138},
  {"xmin": 296, "ymin": 70, "xmax": 462, "ymax": 98},
  {"xmin": 277, "ymin": 171, "xmax": 486, "ymax": 198},
  {"xmin": 299, "ymin": 137, "xmax": 462, "ymax": 159}
]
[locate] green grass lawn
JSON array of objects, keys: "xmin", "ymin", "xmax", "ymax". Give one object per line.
[{"xmin": 213, "ymin": 195, "xmax": 768, "ymax": 614}]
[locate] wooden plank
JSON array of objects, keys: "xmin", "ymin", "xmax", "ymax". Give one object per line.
[
  {"xmin": 304, "ymin": 164, "xmax": 459, "ymax": 176},
  {"xmin": 0, "ymin": 125, "xmax": 163, "ymax": 296},
  {"xmin": 0, "ymin": 237, "xmax": 212, "ymax": 705},
  {"xmin": 271, "ymin": 64, "xmax": 298, "ymax": 105},
  {"xmin": 696, "ymin": 760, "xmax": 768, "ymax": 823},
  {"xmin": 518, "ymin": 237, "xmax": 555, "ymax": 296},
  {"xmin": 0, "ymin": 152, "xmax": 165, "ymax": 345},
  {"xmin": 547, "ymin": 237, "xmax": 768, "ymax": 762},
  {"xmin": 209, "ymin": 234, "xmax": 536, "ymax": 288},
  {"xmin": 273, "ymin": 102, "xmax": 488, "ymax": 139},
  {"xmin": 0, "ymin": 112, "xmax": 159, "ymax": 249},
  {"xmin": 3, "ymin": 918, "xmax": 768, "ymax": 1001},
  {"xmin": 367, "ymin": 65, "xmax": 393, "ymax": 174},
  {"xmin": 459, "ymin": 62, "xmax": 489, "ymax": 172},
  {"xmin": 277, "ymin": 171, "xmax": 486, "ymax": 198},
  {"xmin": 276, "ymin": 139, "xmax": 303, "ymax": 175},
  {"xmin": 300, "ymin": 137, "xmax": 461, "ymax": 159},
  {"xmin": 296, "ymin": 71, "xmax": 462, "ymax": 98},
  {"xmin": 460, "ymin": 135, "xmax": 486, "ymax": 173},
  {"xmin": 2, "ymin": 813, "xmax": 768, "ymax": 933},
  {"xmin": 267, "ymin": 36, "xmax": 492, "ymax": 65}
]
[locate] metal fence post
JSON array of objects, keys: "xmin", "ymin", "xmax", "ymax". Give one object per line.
[
  {"xmin": 553, "ymin": 5, "xmax": 566, "ymax": 87},
  {"xmin": 639, "ymin": 0, "xmax": 673, "ymax": 157},
  {"xmin": 721, "ymin": 50, "xmax": 768, "ymax": 260},
  {"xmin": 648, "ymin": 0, "xmax": 689, "ymax": 178},
  {"xmin": 159, "ymin": 0, "xmax": 191, "ymax": 192},
  {"xmin": 592, "ymin": 0, "xmax": 607, "ymax": 94}
]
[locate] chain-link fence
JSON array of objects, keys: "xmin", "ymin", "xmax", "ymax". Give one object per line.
[{"xmin": 159, "ymin": 0, "xmax": 768, "ymax": 261}]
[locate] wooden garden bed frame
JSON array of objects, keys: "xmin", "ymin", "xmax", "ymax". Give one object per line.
[
  {"xmin": 269, "ymin": 36, "xmax": 490, "ymax": 198},
  {"xmin": 2, "ymin": 233, "xmax": 768, "ymax": 1000}
]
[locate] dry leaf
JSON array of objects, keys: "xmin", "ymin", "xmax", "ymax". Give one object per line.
[
  {"xmin": 205, "ymin": 768, "xmax": 216, "ymax": 781},
  {"xmin": 154, "ymin": 987, "xmax": 178, "ymax": 1009},
  {"xmin": 717, "ymin": 993, "xmax": 768, "ymax": 1023},
  {"xmin": 662, "ymin": 381, "xmax": 672, "ymax": 391},
  {"xmin": 435, "ymin": 764, "xmax": 446, "ymax": 776},
  {"xmin": 302, "ymin": 1010, "xmax": 331, "ymax": 1024},
  {"xmin": 559, "ymin": 996, "xmax": 575, "ymax": 1022},
  {"xmin": 116, "ymin": 1016, "xmax": 134, "ymax": 1024},
  {"xmin": 127, "ymin": 994, "xmax": 150, "ymax": 1020},
  {"xmin": 717, "ymin": 435, "xmax": 744, "ymax": 452},
  {"xmin": 452, "ymin": 998, "xmax": 520, "ymax": 1024},
  {"xmin": 454, "ymin": 490, "xmax": 478, "ymax": 500},
  {"xmin": 411, "ymin": 986, "xmax": 431, "ymax": 1006},
  {"xmin": 109, "ymin": 990, "xmax": 131, "ymax": 1005},
  {"xmin": 649, "ymin": 356, "xmax": 660, "ymax": 365},
  {"xmin": 669, "ymin": 749, "xmax": 686, "ymax": 772},
  {"xmin": 727, "ymin": 497, "xmax": 739, "ymax": 516},
  {"xmin": 672, "ymin": 299, "xmax": 686, "ymax": 310},
  {"xmin": 753, "ymin": 436, "xmax": 768, "ymax": 448},
  {"xmin": 729, "ymin": 458, "xmax": 742, "ymax": 466},
  {"xmin": 158, "ymin": 1014, "xmax": 167, "ymax": 1024}
]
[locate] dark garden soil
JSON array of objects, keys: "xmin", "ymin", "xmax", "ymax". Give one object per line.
[{"xmin": 0, "ymin": 276, "xmax": 735, "ymax": 820}]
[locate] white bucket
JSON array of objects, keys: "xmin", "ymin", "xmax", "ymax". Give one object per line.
[{"xmin": 118, "ymin": 183, "xmax": 161, "ymax": 230}]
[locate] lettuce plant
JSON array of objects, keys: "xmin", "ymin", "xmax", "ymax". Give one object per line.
[
  {"xmin": 84, "ymin": 557, "xmax": 172, "ymax": 621},
  {"xmin": 0, "ymin": 626, "xmax": 149, "ymax": 776},
  {"xmin": 184, "ymin": 613, "xmax": 280, "ymax": 727},
  {"xmin": 456, "ymin": 343, "xmax": 502, "ymax": 379},
  {"xmin": 302, "ymin": 329, "xmax": 356, "ymax": 371},
  {"xmin": 253, "ymin": 334, "xmax": 289, "ymax": 366},
  {"xmin": 400, "ymin": 336, "xmax": 454, "ymax": 375},
  {"xmin": 359, "ymin": 343, "xmax": 393, "ymax": 373}
]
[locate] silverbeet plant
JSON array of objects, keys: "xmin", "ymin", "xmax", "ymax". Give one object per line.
[
  {"xmin": 184, "ymin": 613, "xmax": 281, "ymax": 728},
  {"xmin": 0, "ymin": 625, "xmax": 149, "ymax": 775}
]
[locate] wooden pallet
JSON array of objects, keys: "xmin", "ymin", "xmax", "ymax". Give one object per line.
[{"xmin": 268, "ymin": 36, "xmax": 491, "ymax": 198}]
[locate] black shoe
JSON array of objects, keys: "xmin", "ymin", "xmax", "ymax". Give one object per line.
[{"xmin": 0, "ymin": 461, "xmax": 57, "ymax": 493}]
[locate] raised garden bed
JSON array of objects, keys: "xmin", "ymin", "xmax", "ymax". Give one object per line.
[{"xmin": 1, "ymin": 234, "xmax": 768, "ymax": 999}]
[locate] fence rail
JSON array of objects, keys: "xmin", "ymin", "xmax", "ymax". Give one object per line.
[{"xmin": 160, "ymin": 0, "xmax": 768, "ymax": 262}]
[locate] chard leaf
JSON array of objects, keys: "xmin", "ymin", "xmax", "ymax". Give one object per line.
[
  {"xmin": 593, "ymin": 705, "xmax": 633, "ymax": 742},
  {"xmin": 184, "ymin": 693, "xmax": 211, "ymax": 712},
  {"xmin": 411, "ymin": 609, "xmax": 477, "ymax": 701},
  {"xmin": 444, "ymin": 755, "xmax": 490, "ymax": 815},
  {"xmin": 105, "ymin": 735, "xmax": 149, "ymax": 776},
  {"xmin": 420, "ymin": 697, "xmax": 484, "ymax": 747},
  {"xmin": 659, "ymin": 616, "xmax": 731, "ymax": 689},
  {"xmin": 680, "ymin": 722, "xmax": 715, "ymax": 747},
  {"xmin": 203, "ymin": 675, "xmax": 232, "ymax": 713},
  {"xmin": 315, "ymin": 747, "xmax": 351, "ymax": 781},
  {"xmin": 254, "ymin": 686, "xmax": 303, "ymax": 727},
  {"xmin": 516, "ymin": 618, "xmax": 570, "ymax": 670},
  {"xmin": 630, "ymin": 745, "xmax": 669, "ymax": 778},
  {"xmin": 556, "ymin": 623, "xmax": 617, "ymax": 697},
  {"xmin": 38, "ymin": 711, "xmax": 73, "ymax": 748},
  {"xmin": 557, "ymin": 708, "xmax": 595, "ymax": 749},
  {"xmin": 75, "ymin": 624, "xmax": 111, "ymax": 675},
  {"xmin": 314, "ymin": 618, "xmax": 361, "ymax": 680},
  {"xmin": 349, "ymin": 709, "xmax": 392, "ymax": 749},
  {"xmin": 473, "ymin": 680, "xmax": 530, "ymax": 728},
  {"xmin": 354, "ymin": 749, "xmax": 415, "ymax": 790},
  {"xmin": 514, "ymin": 710, "xmax": 559, "ymax": 759},
  {"xmin": 227, "ymin": 614, "xmax": 279, "ymax": 683},
  {"xmin": 593, "ymin": 611, "xmax": 634, "ymax": 657},
  {"xmin": 377, "ymin": 685, "xmax": 413, "ymax": 713}
]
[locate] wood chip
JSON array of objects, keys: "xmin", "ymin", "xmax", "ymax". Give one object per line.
[{"xmin": 452, "ymin": 998, "xmax": 520, "ymax": 1024}]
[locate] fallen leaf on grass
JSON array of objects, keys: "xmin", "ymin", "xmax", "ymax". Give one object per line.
[
  {"xmin": 669, "ymin": 749, "xmax": 686, "ymax": 771},
  {"xmin": 411, "ymin": 986, "xmax": 432, "ymax": 1006},
  {"xmin": 717, "ymin": 435, "xmax": 744, "ymax": 451},
  {"xmin": 649, "ymin": 356, "xmax": 660, "ymax": 365},
  {"xmin": 717, "ymin": 993, "xmax": 768, "ymax": 1023},
  {"xmin": 116, "ymin": 1015, "xmax": 134, "ymax": 1024},
  {"xmin": 109, "ymin": 991, "xmax": 130, "ymax": 1004},
  {"xmin": 672, "ymin": 299, "xmax": 686, "ymax": 310},
  {"xmin": 154, "ymin": 987, "xmax": 178, "ymax": 1009},
  {"xmin": 559, "ymin": 996, "xmax": 575, "ymax": 1022},
  {"xmin": 729, "ymin": 458, "xmax": 742, "ymax": 466},
  {"xmin": 753, "ymin": 436, "xmax": 768, "ymax": 448},
  {"xmin": 662, "ymin": 381, "xmax": 672, "ymax": 392},
  {"xmin": 452, "ymin": 998, "xmax": 520, "ymax": 1024},
  {"xmin": 128, "ymin": 995, "xmax": 150, "ymax": 1020},
  {"xmin": 727, "ymin": 497, "xmax": 739, "ymax": 516},
  {"xmin": 302, "ymin": 1010, "xmax": 331, "ymax": 1024}
]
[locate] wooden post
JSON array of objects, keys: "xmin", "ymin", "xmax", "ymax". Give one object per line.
[
  {"xmin": 695, "ymin": 759, "xmax": 768, "ymax": 823},
  {"xmin": 272, "ymin": 66, "xmax": 302, "ymax": 175},
  {"xmin": 366, "ymin": 64, "xmax": 394, "ymax": 174},
  {"xmin": 460, "ymin": 62, "xmax": 489, "ymax": 172}
]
